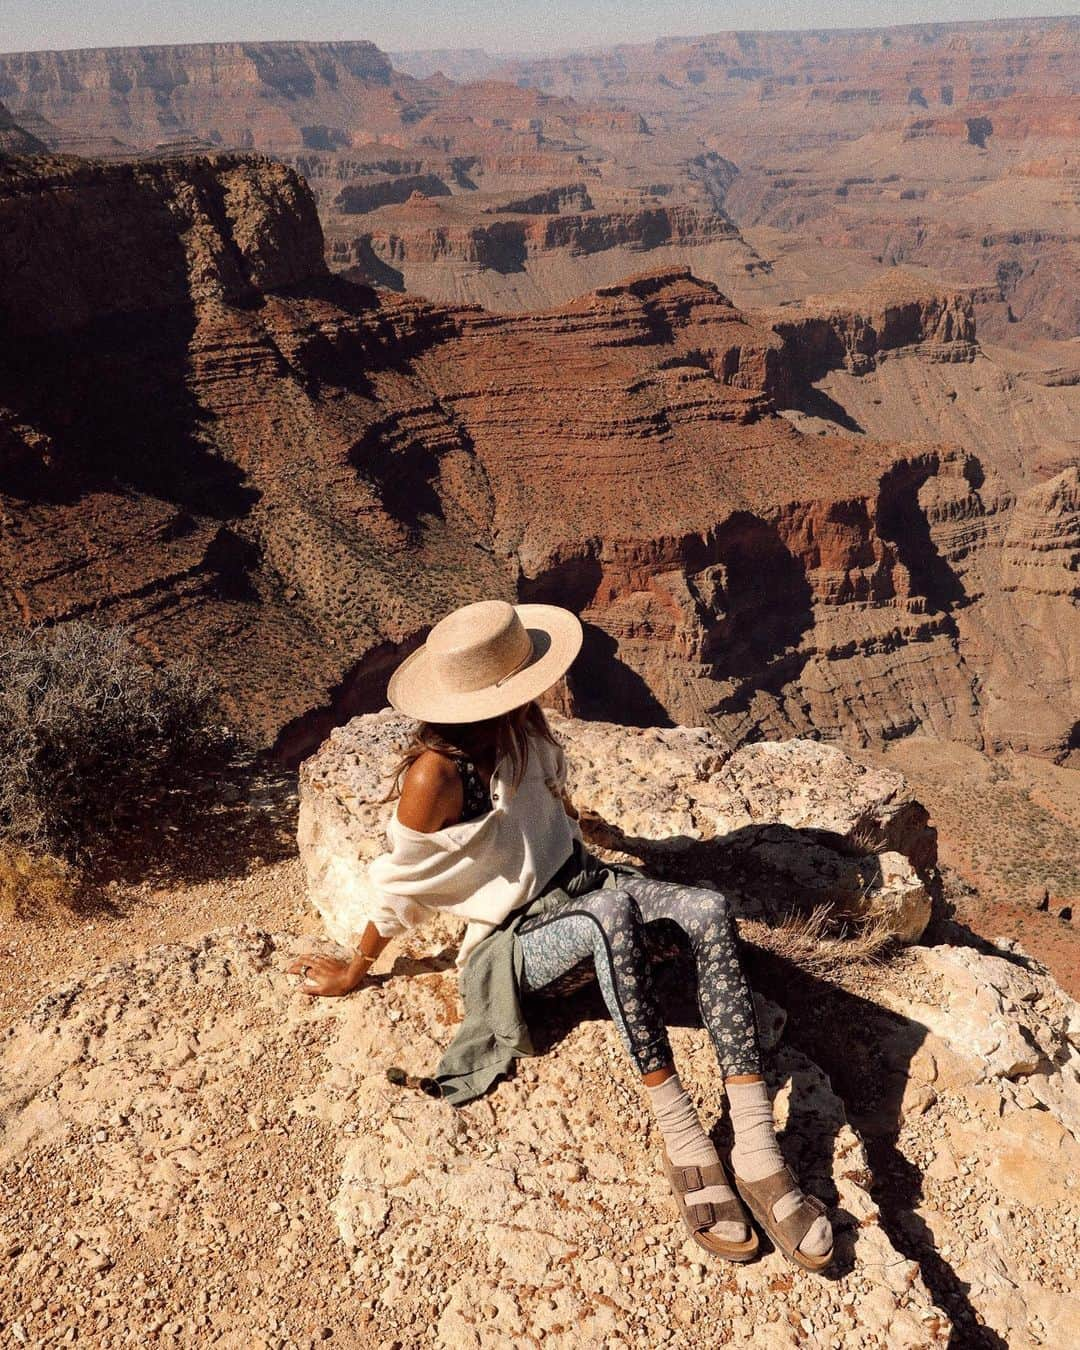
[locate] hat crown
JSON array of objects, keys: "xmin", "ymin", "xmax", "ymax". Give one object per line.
[{"xmin": 426, "ymin": 600, "xmax": 534, "ymax": 696}]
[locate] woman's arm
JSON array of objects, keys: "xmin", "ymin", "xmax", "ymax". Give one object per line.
[{"xmin": 289, "ymin": 750, "xmax": 463, "ymax": 997}]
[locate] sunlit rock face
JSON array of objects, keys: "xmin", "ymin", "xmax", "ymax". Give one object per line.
[
  {"xmin": 1, "ymin": 153, "xmax": 1076, "ymax": 761},
  {"xmin": 296, "ymin": 710, "xmax": 935, "ymax": 949}
]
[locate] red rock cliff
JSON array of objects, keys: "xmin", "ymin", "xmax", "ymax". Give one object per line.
[{"xmin": 1, "ymin": 158, "xmax": 1075, "ymax": 764}]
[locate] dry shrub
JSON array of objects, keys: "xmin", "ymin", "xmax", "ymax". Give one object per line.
[
  {"xmin": 0, "ymin": 622, "xmax": 225, "ymax": 859},
  {"xmin": 0, "ymin": 842, "xmax": 80, "ymax": 922},
  {"xmin": 842, "ymin": 818, "xmax": 890, "ymax": 857},
  {"xmin": 742, "ymin": 905, "xmax": 897, "ymax": 982}
]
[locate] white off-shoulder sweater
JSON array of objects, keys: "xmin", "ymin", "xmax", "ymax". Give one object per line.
[{"xmin": 365, "ymin": 734, "xmax": 581, "ymax": 967}]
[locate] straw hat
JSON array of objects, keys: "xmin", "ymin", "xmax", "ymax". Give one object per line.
[{"xmin": 387, "ymin": 599, "xmax": 583, "ymax": 723}]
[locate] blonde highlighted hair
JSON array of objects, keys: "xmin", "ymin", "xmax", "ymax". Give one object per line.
[{"xmin": 383, "ymin": 700, "xmax": 559, "ymax": 801}]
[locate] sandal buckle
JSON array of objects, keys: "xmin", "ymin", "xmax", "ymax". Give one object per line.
[{"xmin": 685, "ymin": 1202, "xmax": 715, "ymax": 1230}]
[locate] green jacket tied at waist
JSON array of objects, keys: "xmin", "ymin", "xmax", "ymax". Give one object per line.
[{"xmin": 432, "ymin": 840, "xmax": 643, "ymax": 1106}]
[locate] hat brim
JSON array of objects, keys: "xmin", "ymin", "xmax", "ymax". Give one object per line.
[{"xmin": 386, "ymin": 604, "xmax": 583, "ymax": 724}]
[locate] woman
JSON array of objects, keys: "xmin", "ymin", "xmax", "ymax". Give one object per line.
[{"xmin": 289, "ymin": 599, "xmax": 833, "ymax": 1270}]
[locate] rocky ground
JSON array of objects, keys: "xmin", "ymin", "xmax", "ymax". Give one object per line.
[
  {"xmin": 3, "ymin": 716, "xmax": 1079, "ymax": 1348},
  {"xmin": 3, "ymin": 901, "xmax": 1079, "ymax": 1348},
  {"xmin": 0, "ymin": 764, "xmax": 303, "ymax": 1030},
  {"xmin": 864, "ymin": 740, "xmax": 1080, "ymax": 998}
]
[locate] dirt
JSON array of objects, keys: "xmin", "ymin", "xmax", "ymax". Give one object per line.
[
  {"xmin": 0, "ymin": 769, "xmax": 307, "ymax": 1032},
  {"xmin": 3, "ymin": 742, "xmax": 1080, "ymax": 1350},
  {"xmin": 862, "ymin": 740, "xmax": 1080, "ymax": 997}
]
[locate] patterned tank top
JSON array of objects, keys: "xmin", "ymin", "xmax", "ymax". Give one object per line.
[{"xmin": 456, "ymin": 756, "xmax": 493, "ymax": 823}]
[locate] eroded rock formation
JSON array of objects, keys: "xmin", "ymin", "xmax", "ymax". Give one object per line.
[
  {"xmin": 503, "ymin": 19, "xmax": 1080, "ymax": 342},
  {"xmin": 3, "ymin": 24, "xmax": 1075, "ymax": 349},
  {"xmin": 0, "ymin": 152, "xmax": 507, "ymax": 746},
  {"xmin": 297, "ymin": 711, "xmax": 936, "ymax": 949},
  {"xmin": 0, "ymin": 37, "xmax": 730, "ymax": 308},
  {"xmin": 335, "ymin": 199, "xmax": 753, "ymax": 309},
  {"xmin": 0, "ymin": 41, "xmax": 408, "ymax": 156},
  {"xmin": 0, "ymin": 100, "xmax": 45, "ymax": 157},
  {"xmin": 1, "ymin": 153, "xmax": 1076, "ymax": 761},
  {"xmin": 3, "ymin": 25, "xmax": 1072, "ymax": 347}
]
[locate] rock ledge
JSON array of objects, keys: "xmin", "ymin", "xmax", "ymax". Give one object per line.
[{"xmin": 298, "ymin": 711, "xmax": 936, "ymax": 947}]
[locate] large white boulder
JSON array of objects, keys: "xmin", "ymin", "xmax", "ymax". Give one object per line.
[{"xmin": 298, "ymin": 710, "xmax": 935, "ymax": 949}]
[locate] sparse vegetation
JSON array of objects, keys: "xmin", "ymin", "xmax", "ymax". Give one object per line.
[
  {"xmin": 0, "ymin": 622, "xmax": 226, "ymax": 865},
  {"xmin": 0, "ymin": 842, "xmax": 80, "ymax": 922},
  {"xmin": 841, "ymin": 818, "xmax": 891, "ymax": 857},
  {"xmin": 743, "ymin": 905, "xmax": 897, "ymax": 981}
]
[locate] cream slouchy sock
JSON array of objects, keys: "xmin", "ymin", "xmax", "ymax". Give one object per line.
[
  {"xmin": 727, "ymin": 1079, "xmax": 831, "ymax": 1257},
  {"xmin": 647, "ymin": 1073, "xmax": 747, "ymax": 1244}
]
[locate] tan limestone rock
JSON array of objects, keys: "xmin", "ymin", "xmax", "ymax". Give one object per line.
[{"xmin": 298, "ymin": 710, "xmax": 937, "ymax": 949}]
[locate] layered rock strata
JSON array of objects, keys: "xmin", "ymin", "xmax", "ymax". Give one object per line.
[
  {"xmin": 0, "ymin": 100, "xmax": 45, "ymax": 157},
  {"xmin": 4, "ymin": 26, "xmax": 1075, "ymax": 338},
  {"xmin": 499, "ymin": 21, "xmax": 1080, "ymax": 339},
  {"xmin": 505, "ymin": 20, "xmax": 1079, "ymax": 107},
  {"xmin": 0, "ymin": 152, "xmax": 507, "ymax": 747},
  {"xmin": 332, "ymin": 195, "xmax": 760, "ymax": 310},
  {"xmin": 0, "ymin": 42, "xmax": 409, "ymax": 155},
  {"xmin": 1, "ymin": 152, "xmax": 1076, "ymax": 759}
]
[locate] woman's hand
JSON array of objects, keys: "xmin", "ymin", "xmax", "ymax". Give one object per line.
[
  {"xmin": 287, "ymin": 954, "xmax": 368, "ymax": 998},
  {"xmin": 289, "ymin": 925, "xmax": 388, "ymax": 998}
]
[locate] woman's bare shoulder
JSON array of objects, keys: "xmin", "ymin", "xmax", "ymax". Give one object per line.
[{"xmin": 397, "ymin": 750, "xmax": 462, "ymax": 832}]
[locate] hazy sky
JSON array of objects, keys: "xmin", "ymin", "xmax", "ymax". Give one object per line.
[{"xmin": 3, "ymin": 1, "xmax": 1075, "ymax": 56}]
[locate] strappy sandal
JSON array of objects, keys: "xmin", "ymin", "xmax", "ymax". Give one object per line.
[
  {"xmin": 661, "ymin": 1151, "xmax": 760, "ymax": 1263},
  {"xmin": 733, "ymin": 1164, "xmax": 833, "ymax": 1272}
]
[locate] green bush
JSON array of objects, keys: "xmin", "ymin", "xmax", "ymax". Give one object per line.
[{"xmin": 0, "ymin": 622, "xmax": 225, "ymax": 857}]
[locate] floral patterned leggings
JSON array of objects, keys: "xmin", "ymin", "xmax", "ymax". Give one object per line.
[{"xmin": 516, "ymin": 877, "xmax": 763, "ymax": 1078}]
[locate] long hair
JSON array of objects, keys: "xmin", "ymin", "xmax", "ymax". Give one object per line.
[{"xmin": 383, "ymin": 700, "xmax": 559, "ymax": 801}]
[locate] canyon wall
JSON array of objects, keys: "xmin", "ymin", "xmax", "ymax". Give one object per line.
[
  {"xmin": 505, "ymin": 20, "xmax": 1079, "ymax": 101},
  {"xmin": 0, "ymin": 100, "xmax": 45, "ymax": 157},
  {"xmin": 6, "ymin": 26, "xmax": 1075, "ymax": 346},
  {"xmin": 0, "ymin": 151, "xmax": 512, "ymax": 752},
  {"xmin": 502, "ymin": 20, "xmax": 1080, "ymax": 343},
  {"xmin": 0, "ymin": 42, "xmax": 406, "ymax": 155},
  {"xmin": 332, "ymin": 197, "xmax": 762, "ymax": 310},
  {"xmin": 0, "ymin": 40, "xmax": 757, "ymax": 313},
  {"xmin": 1, "ymin": 153, "xmax": 1075, "ymax": 764}
]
